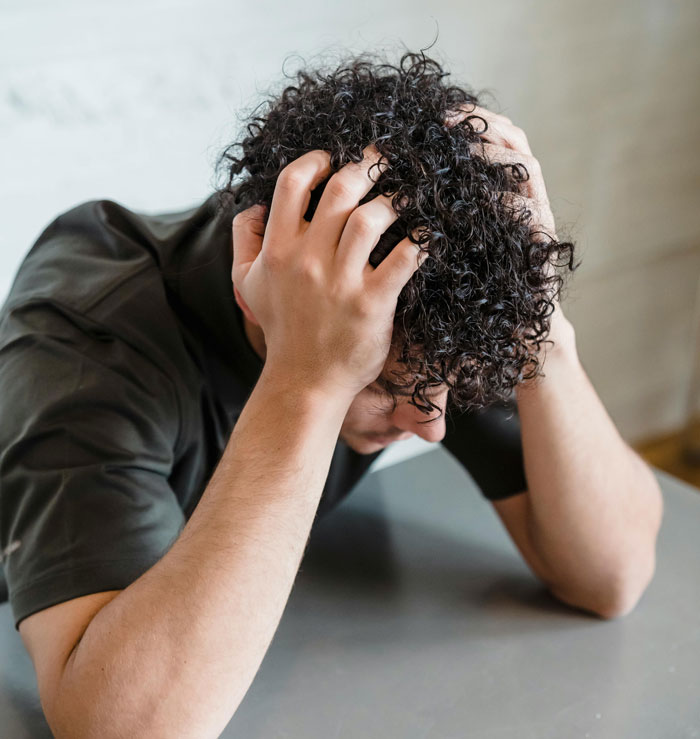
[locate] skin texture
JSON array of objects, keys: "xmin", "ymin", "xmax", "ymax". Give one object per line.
[
  {"xmin": 18, "ymin": 137, "xmax": 433, "ymax": 739},
  {"xmin": 216, "ymin": 49, "xmax": 579, "ymax": 416},
  {"xmin": 233, "ymin": 100, "xmax": 664, "ymax": 625},
  {"xmin": 230, "ymin": 97, "xmax": 559, "ymax": 456},
  {"xmin": 15, "ymin": 51, "xmax": 664, "ymax": 739},
  {"xmin": 338, "ymin": 378, "xmax": 447, "ymax": 452},
  {"xmin": 237, "ymin": 307, "xmax": 448, "ymax": 453}
]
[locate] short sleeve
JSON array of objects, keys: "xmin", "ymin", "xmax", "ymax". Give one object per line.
[
  {"xmin": 440, "ymin": 395, "xmax": 528, "ymax": 501},
  {"xmin": 0, "ymin": 301, "xmax": 185, "ymax": 630}
]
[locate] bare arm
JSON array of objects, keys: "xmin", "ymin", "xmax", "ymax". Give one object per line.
[
  {"xmin": 455, "ymin": 104, "xmax": 663, "ymax": 618},
  {"xmin": 514, "ymin": 311, "xmax": 663, "ymax": 619},
  {"xmin": 28, "ymin": 144, "xmax": 427, "ymax": 738},
  {"xmin": 51, "ymin": 369, "xmax": 351, "ymax": 737}
]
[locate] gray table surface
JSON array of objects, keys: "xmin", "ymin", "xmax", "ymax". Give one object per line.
[{"xmin": 1, "ymin": 446, "xmax": 699, "ymax": 738}]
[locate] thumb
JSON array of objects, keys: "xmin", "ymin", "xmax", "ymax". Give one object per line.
[{"xmin": 231, "ymin": 203, "xmax": 268, "ymax": 279}]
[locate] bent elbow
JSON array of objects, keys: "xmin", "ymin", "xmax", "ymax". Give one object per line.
[
  {"xmin": 594, "ymin": 599, "xmax": 636, "ymax": 621},
  {"xmin": 596, "ymin": 551, "xmax": 658, "ymax": 621},
  {"xmin": 548, "ymin": 563, "xmax": 653, "ymax": 621}
]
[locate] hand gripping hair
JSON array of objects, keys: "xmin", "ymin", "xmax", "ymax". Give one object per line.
[{"xmin": 215, "ymin": 48, "xmax": 579, "ymax": 417}]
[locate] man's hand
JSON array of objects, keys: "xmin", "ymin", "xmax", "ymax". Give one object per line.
[
  {"xmin": 444, "ymin": 108, "xmax": 662, "ymax": 619},
  {"xmin": 447, "ymin": 104, "xmax": 575, "ymax": 356},
  {"xmin": 231, "ymin": 145, "xmax": 429, "ymax": 403},
  {"xmin": 446, "ymin": 104, "xmax": 557, "ymax": 243}
]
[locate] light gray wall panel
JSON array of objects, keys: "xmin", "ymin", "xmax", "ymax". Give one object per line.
[{"xmin": 2, "ymin": 0, "xmax": 698, "ymax": 446}]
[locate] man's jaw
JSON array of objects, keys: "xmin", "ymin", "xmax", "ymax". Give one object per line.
[{"xmin": 343, "ymin": 430, "xmax": 413, "ymax": 448}]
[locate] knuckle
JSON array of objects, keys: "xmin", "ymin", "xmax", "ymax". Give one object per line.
[
  {"xmin": 276, "ymin": 166, "xmax": 306, "ymax": 193},
  {"xmin": 260, "ymin": 249, "xmax": 284, "ymax": 271},
  {"xmin": 327, "ymin": 175, "xmax": 357, "ymax": 202},
  {"xmin": 231, "ymin": 209, "xmax": 254, "ymax": 230},
  {"xmin": 278, "ymin": 150, "xmax": 330, "ymax": 192},
  {"xmin": 293, "ymin": 255, "xmax": 324, "ymax": 282},
  {"xmin": 350, "ymin": 294, "xmax": 375, "ymax": 320},
  {"xmin": 348, "ymin": 208, "xmax": 379, "ymax": 239},
  {"xmin": 305, "ymin": 149, "xmax": 332, "ymax": 166}
]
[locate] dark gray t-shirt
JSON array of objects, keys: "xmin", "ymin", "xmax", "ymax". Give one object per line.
[{"xmin": 0, "ymin": 194, "xmax": 527, "ymax": 630}]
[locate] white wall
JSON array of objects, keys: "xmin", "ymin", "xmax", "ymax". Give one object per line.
[{"xmin": 2, "ymin": 0, "xmax": 699, "ymax": 466}]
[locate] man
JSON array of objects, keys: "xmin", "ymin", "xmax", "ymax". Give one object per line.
[{"xmin": 0, "ymin": 51, "xmax": 662, "ymax": 736}]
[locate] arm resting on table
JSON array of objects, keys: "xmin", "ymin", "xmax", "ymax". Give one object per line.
[
  {"xmin": 20, "ymin": 368, "xmax": 351, "ymax": 739},
  {"xmin": 499, "ymin": 315, "xmax": 663, "ymax": 620}
]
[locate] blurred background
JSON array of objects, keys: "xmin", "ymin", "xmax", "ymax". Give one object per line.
[{"xmin": 2, "ymin": 0, "xmax": 699, "ymax": 481}]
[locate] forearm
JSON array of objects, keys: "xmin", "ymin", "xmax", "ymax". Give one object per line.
[
  {"xmin": 51, "ymin": 367, "xmax": 352, "ymax": 738},
  {"xmin": 515, "ymin": 318, "xmax": 664, "ymax": 618}
]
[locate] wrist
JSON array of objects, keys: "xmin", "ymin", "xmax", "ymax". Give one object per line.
[
  {"xmin": 257, "ymin": 361, "xmax": 356, "ymax": 416},
  {"xmin": 516, "ymin": 314, "xmax": 579, "ymax": 398},
  {"xmin": 546, "ymin": 313, "xmax": 578, "ymax": 361}
]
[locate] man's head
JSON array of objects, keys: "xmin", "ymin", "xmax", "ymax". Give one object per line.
[
  {"xmin": 335, "ymin": 341, "xmax": 452, "ymax": 453},
  {"xmin": 235, "ymin": 305, "xmax": 450, "ymax": 453},
  {"xmin": 218, "ymin": 47, "xmax": 577, "ymax": 433}
]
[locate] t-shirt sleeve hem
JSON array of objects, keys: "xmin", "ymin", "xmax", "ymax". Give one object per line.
[
  {"xmin": 10, "ymin": 555, "xmax": 166, "ymax": 631},
  {"xmin": 481, "ymin": 484, "xmax": 528, "ymax": 502}
]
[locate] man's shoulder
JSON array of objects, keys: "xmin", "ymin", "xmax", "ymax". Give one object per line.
[
  {"xmin": 5, "ymin": 196, "xmax": 218, "ymax": 312},
  {"xmin": 0, "ymin": 196, "xmax": 224, "ymax": 392}
]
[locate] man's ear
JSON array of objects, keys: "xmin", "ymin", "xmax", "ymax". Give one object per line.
[{"xmin": 233, "ymin": 284, "xmax": 260, "ymax": 326}]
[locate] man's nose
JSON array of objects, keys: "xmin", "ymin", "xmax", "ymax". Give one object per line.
[{"xmin": 389, "ymin": 395, "xmax": 448, "ymax": 443}]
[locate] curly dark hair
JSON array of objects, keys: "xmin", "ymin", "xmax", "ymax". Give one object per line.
[{"xmin": 214, "ymin": 47, "xmax": 580, "ymax": 418}]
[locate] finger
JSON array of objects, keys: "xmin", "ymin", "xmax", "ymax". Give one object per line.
[
  {"xmin": 474, "ymin": 115, "xmax": 532, "ymax": 156},
  {"xmin": 368, "ymin": 230, "xmax": 429, "ymax": 298},
  {"xmin": 499, "ymin": 191, "xmax": 556, "ymax": 243},
  {"xmin": 498, "ymin": 193, "xmax": 559, "ymax": 310},
  {"xmin": 267, "ymin": 149, "xmax": 333, "ymax": 240},
  {"xmin": 478, "ymin": 143, "xmax": 546, "ymax": 203},
  {"xmin": 445, "ymin": 102, "xmax": 512, "ymax": 129},
  {"xmin": 306, "ymin": 143, "xmax": 390, "ymax": 253},
  {"xmin": 335, "ymin": 193, "xmax": 399, "ymax": 275},
  {"xmin": 447, "ymin": 103, "xmax": 533, "ymax": 156},
  {"xmin": 231, "ymin": 204, "xmax": 268, "ymax": 280}
]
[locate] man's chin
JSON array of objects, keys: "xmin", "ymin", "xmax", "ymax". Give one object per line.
[{"xmin": 340, "ymin": 433, "xmax": 388, "ymax": 455}]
